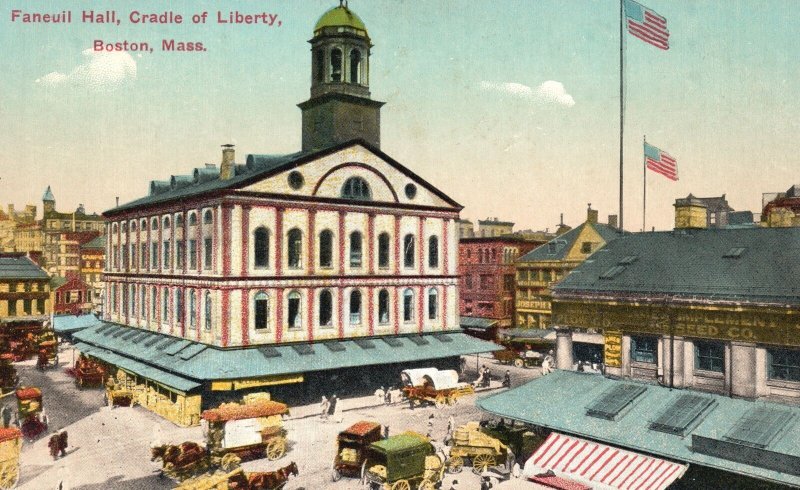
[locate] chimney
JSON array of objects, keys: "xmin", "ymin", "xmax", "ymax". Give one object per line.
[
  {"xmin": 586, "ymin": 204, "xmax": 598, "ymax": 224},
  {"xmin": 220, "ymin": 144, "xmax": 236, "ymax": 180},
  {"xmin": 608, "ymin": 214, "xmax": 618, "ymax": 229}
]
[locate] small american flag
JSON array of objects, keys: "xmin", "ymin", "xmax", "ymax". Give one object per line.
[
  {"xmin": 645, "ymin": 142, "xmax": 678, "ymax": 181},
  {"xmin": 624, "ymin": 0, "xmax": 669, "ymax": 50}
]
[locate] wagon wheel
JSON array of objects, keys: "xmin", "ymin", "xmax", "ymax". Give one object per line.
[
  {"xmin": 419, "ymin": 479, "xmax": 436, "ymax": 490},
  {"xmin": 0, "ymin": 461, "xmax": 19, "ymax": 490},
  {"xmin": 391, "ymin": 480, "xmax": 411, "ymax": 490},
  {"xmin": 513, "ymin": 358, "xmax": 524, "ymax": 368},
  {"xmin": 266, "ymin": 436, "xmax": 287, "ymax": 460},
  {"xmin": 446, "ymin": 456, "xmax": 463, "ymax": 473},
  {"xmin": 220, "ymin": 452, "xmax": 241, "ymax": 471},
  {"xmin": 434, "ymin": 394, "xmax": 446, "ymax": 409},
  {"xmin": 472, "ymin": 453, "xmax": 495, "ymax": 473}
]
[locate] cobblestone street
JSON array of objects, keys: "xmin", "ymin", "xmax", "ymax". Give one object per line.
[{"xmin": 10, "ymin": 347, "xmax": 543, "ymax": 489}]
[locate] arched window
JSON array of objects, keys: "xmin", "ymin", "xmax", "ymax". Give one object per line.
[
  {"xmin": 428, "ymin": 288, "xmax": 439, "ymax": 320},
  {"xmin": 254, "ymin": 227, "xmax": 270, "ymax": 268},
  {"xmin": 203, "ymin": 210, "xmax": 213, "ymax": 224},
  {"xmin": 287, "ymin": 291, "xmax": 302, "ymax": 329},
  {"xmin": 188, "ymin": 212, "xmax": 198, "ymax": 226},
  {"xmin": 319, "ymin": 290, "xmax": 333, "ymax": 327},
  {"xmin": 176, "ymin": 214, "xmax": 184, "ymax": 228},
  {"xmin": 163, "ymin": 216, "xmax": 171, "ymax": 229},
  {"xmin": 121, "ymin": 222, "xmax": 127, "ymax": 233},
  {"xmin": 403, "ymin": 289, "xmax": 414, "ymax": 322},
  {"xmin": 204, "ymin": 291, "xmax": 212, "ymax": 331},
  {"xmin": 319, "ymin": 230, "xmax": 333, "ymax": 268},
  {"xmin": 349, "ymin": 231, "xmax": 362, "ymax": 268},
  {"xmin": 403, "ymin": 234, "xmax": 415, "ymax": 268},
  {"xmin": 287, "ymin": 229, "xmax": 302, "ymax": 268},
  {"xmin": 175, "ymin": 288, "xmax": 183, "ymax": 323},
  {"xmin": 350, "ymin": 49, "xmax": 361, "ymax": 83},
  {"xmin": 314, "ymin": 49, "xmax": 325, "ymax": 82},
  {"xmin": 428, "ymin": 236, "xmax": 439, "ymax": 268},
  {"xmin": 130, "ymin": 221, "xmax": 137, "ymax": 232},
  {"xmin": 112, "ymin": 223, "xmax": 118, "ymax": 233},
  {"xmin": 254, "ymin": 292, "xmax": 269, "ymax": 331},
  {"xmin": 151, "ymin": 217, "xmax": 159, "ymax": 230},
  {"xmin": 330, "ymin": 48, "xmax": 342, "ymax": 82},
  {"xmin": 341, "ymin": 177, "xmax": 371, "ymax": 200},
  {"xmin": 378, "ymin": 233, "xmax": 390, "ymax": 268},
  {"xmin": 349, "ymin": 290, "xmax": 362, "ymax": 325},
  {"xmin": 189, "ymin": 290, "xmax": 196, "ymax": 329},
  {"xmin": 151, "ymin": 286, "xmax": 158, "ymax": 322},
  {"xmin": 378, "ymin": 289, "xmax": 390, "ymax": 324}
]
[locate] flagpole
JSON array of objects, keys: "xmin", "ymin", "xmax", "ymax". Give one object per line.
[
  {"xmin": 643, "ymin": 135, "xmax": 647, "ymax": 232},
  {"xmin": 619, "ymin": 0, "xmax": 625, "ymax": 232}
]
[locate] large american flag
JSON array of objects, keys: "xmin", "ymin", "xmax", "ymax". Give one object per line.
[
  {"xmin": 645, "ymin": 142, "xmax": 678, "ymax": 181},
  {"xmin": 624, "ymin": 0, "xmax": 669, "ymax": 50}
]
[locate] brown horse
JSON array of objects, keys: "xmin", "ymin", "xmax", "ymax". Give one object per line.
[
  {"xmin": 150, "ymin": 442, "xmax": 206, "ymax": 468},
  {"xmin": 244, "ymin": 461, "xmax": 299, "ymax": 490}
]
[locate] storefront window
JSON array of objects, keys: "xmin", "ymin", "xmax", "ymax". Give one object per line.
[
  {"xmin": 695, "ymin": 340, "xmax": 725, "ymax": 373},
  {"xmin": 631, "ymin": 335, "xmax": 658, "ymax": 364},
  {"xmin": 768, "ymin": 348, "xmax": 800, "ymax": 382}
]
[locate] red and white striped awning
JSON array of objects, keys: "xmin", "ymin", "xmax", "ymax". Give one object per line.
[{"xmin": 525, "ymin": 433, "xmax": 688, "ymax": 490}]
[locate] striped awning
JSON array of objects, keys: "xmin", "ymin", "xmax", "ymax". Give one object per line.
[{"xmin": 525, "ymin": 432, "xmax": 687, "ymax": 490}]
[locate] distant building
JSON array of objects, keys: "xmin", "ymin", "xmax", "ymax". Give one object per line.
[
  {"xmin": 456, "ymin": 219, "xmax": 475, "ymax": 239},
  {"xmin": 477, "ymin": 218, "xmax": 514, "ymax": 237},
  {"xmin": 515, "ymin": 207, "xmax": 621, "ymax": 333},
  {"xmin": 51, "ymin": 272, "xmax": 92, "ymax": 315},
  {"xmin": 459, "ymin": 236, "xmax": 543, "ymax": 338},
  {"xmin": 761, "ymin": 184, "xmax": 800, "ymax": 227},
  {"xmin": 40, "ymin": 187, "xmax": 104, "ymax": 275},
  {"xmin": 673, "ymin": 193, "xmax": 734, "ymax": 229},
  {"xmin": 80, "ymin": 235, "xmax": 106, "ymax": 313},
  {"xmin": 0, "ymin": 253, "xmax": 51, "ymax": 344},
  {"xmin": 53, "ymin": 231, "xmax": 102, "ymax": 279}
]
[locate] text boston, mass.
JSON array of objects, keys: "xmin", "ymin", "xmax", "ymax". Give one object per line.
[{"xmin": 10, "ymin": 10, "xmax": 281, "ymax": 26}]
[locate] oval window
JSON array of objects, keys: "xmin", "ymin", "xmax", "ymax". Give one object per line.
[
  {"xmin": 405, "ymin": 183, "xmax": 417, "ymax": 199},
  {"xmin": 288, "ymin": 171, "xmax": 304, "ymax": 190}
]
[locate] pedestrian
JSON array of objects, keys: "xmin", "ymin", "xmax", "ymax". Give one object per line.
[
  {"xmin": 459, "ymin": 356, "xmax": 467, "ymax": 373},
  {"xmin": 374, "ymin": 386, "xmax": 385, "ymax": 405},
  {"xmin": 1, "ymin": 405, "xmax": 10, "ymax": 428},
  {"xmin": 40, "ymin": 409, "xmax": 49, "ymax": 429},
  {"xmin": 384, "ymin": 386, "xmax": 393, "ymax": 405},
  {"xmin": 48, "ymin": 431, "xmax": 60, "ymax": 460},
  {"xmin": 446, "ymin": 415, "xmax": 455, "ymax": 444},
  {"xmin": 319, "ymin": 395, "xmax": 329, "ymax": 420},
  {"xmin": 503, "ymin": 370, "xmax": 511, "ymax": 388},
  {"xmin": 542, "ymin": 351, "xmax": 554, "ymax": 375},
  {"xmin": 426, "ymin": 414, "xmax": 435, "ymax": 438},
  {"xmin": 383, "ymin": 424, "xmax": 390, "ymax": 440},
  {"xmin": 58, "ymin": 429, "xmax": 68, "ymax": 457}
]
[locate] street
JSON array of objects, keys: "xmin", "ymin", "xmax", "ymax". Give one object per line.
[{"xmin": 10, "ymin": 347, "xmax": 544, "ymax": 489}]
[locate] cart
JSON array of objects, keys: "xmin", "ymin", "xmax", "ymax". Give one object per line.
[
  {"xmin": 150, "ymin": 441, "xmax": 219, "ymax": 482},
  {"xmin": 9, "ymin": 334, "xmax": 37, "ymax": 363},
  {"xmin": 362, "ymin": 432, "xmax": 444, "ymax": 490},
  {"xmin": 332, "ymin": 421, "xmax": 383, "ymax": 482},
  {"xmin": 74, "ymin": 355, "xmax": 105, "ymax": 389},
  {"xmin": 401, "ymin": 369, "xmax": 474, "ymax": 408},
  {"xmin": 0, "ymin": 355, "xmax": 18, "ymax": 395},
  {"xmin": 0, "ymin": 428, "xmax": 21, "ymax": 489},
  {"xmin": 175, "ymin": 462, "xmax": 299, "ymax": 490},
  {"xmin": 202, "ymin": 399, "xmax": 290, "ymax": 464},
  {"xmin": 16, "ymin": 387, "xmax": 47, "ymax": 441},
  {"xmin": 36, "ymin": 340, "xmax": 58, "ymax": 370},
  {"xmin": 477, "ymin": 418, "xmax": 542, "ymax": 462},
  {"xmin": 446, "ymin": 421, "xmax": 511, "ymax": 474}
]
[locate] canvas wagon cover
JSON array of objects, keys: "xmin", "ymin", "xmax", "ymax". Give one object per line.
[
  {"xmin": 400, "ymin": 368, "xmax": 440, "ymax": 387},
  {"xmin": 0, "ymin": 428, "xmax": 20, "ymax": 444},
  {"xmin": 421, "ymin": 370, "xmax": 461, "ymax": 390},
  {"xmin": 15, "ymin": 387, "xmax": 41, "ymax": 400},
  {"xmin": 341, "ymin": 421, "xmax": 381, "ymax": 439},
  {"xmin": 201, "ymin": 400, "xmax": 289, "ymax": 422}
]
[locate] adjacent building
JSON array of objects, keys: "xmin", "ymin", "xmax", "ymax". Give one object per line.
[
  {"xmin": 761, "ymin": 184, "xmax": 800, "ymax": 227},
  {"xmin": 0, "ymin": 253, "xmax": 51, "ymax": 345},
  {"xmin": 71, "ymin": 4, "xmax": 497, "ymax": 426},
  {"xmin": 41, "ymin": 188, "xmax": 104, "ymax": 274},
  {"xmin": 80, "ymin": 235, "xmax": 106, "ymax": 313},
  {"xmin": 51, "ymin": 272, "xmax": 93, "ymax": 315}
]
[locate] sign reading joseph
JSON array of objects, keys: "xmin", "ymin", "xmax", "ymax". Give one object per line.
[{"xmin": 553, "ymin": 301, "xmax": 800, "ymax": 347}]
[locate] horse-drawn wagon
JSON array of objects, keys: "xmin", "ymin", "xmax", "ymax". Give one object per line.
[
  {"xmin": 362, "ymin": 432, "xmax": 445, "ymax": 490},
  {"xmin": 331, "ymin": 421, "xmax": 383, "ymax": 482},
  {"xmin": 446, "ymin": 421, "xmax": 511, "ymax": 474},
  {"xmin": 0, "ymin": 428, "xmax": 21, "ymax": 489},
  {"xmin": 36, "ymin": 340, "xmax": 58, "ymax": 370},
  {"xmin": 401, "ymin": 368, "xmax": 474, "ymax": 408},
  {"xmin": 16, "ymin": 387, "xmax": 47, "ymax": 441},
  {"xmin": 73, "ymin": 354, "xmax": 105, "ymax": 389},
  {"xmin": 174, "ymin": 462, "xmax": 299, "ymax": 490}
]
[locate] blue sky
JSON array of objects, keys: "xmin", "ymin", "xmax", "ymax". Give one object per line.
[{"xmin": 1, "ymin": 1, "xmax": 798, "ymax": 231}]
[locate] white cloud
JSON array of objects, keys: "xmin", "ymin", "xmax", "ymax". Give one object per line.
[
  {"xmin": 480, "ymin": 80, "xmax": 575, "ymax": 107},
  {"xmin": 35, "ymin": 49, "xmax": 137, "ymax": 91}
]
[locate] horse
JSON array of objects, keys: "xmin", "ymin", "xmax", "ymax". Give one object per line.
[
  {"xmin": 245, "ymin": 461, "xmax": 299, "ymax": 490},
  {"xmin": 150, "ymin": 442, "xmax": 206, "ymax": 468}
]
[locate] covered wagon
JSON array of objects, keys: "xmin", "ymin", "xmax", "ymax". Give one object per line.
[
  {"xmin": 402, "ymin": 368, "xmax": 474, "ymax": 408},
  {"xmin": 362, "ymin": 432, "xmax": 444, "ymax": 490},
  {"xmin": 447, "ymin": 421, "xmax": 511, "ymax": 474},
  {"xmin": 202, "ymin": 399, "xmax": 290, "ymax": 463},
  {"xmin": 332, "ymin": 420, "xmax": 383, "ymax": 481}
]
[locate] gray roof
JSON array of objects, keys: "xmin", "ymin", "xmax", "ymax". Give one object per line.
[
  {"xmin": 517, "ymin": 222, "xmax": 622, "ymax": 262},
  {"xmin": 553, "ymin": 227, "xmax": 800, "ymax": 305},
  {"xmin": 460, "ymin": 316, "xmax": 498, "ymax": 329},
  {"xmin": 0, "ymin": 254, "xmax": 48, "ymax": 280},
  {"xmin": 107, "ymin": 139, "xmax": 461, "ymax": 215},
  {"xmin": 81, "ymin": 235, "xmax": 106, "ymax": 249}
]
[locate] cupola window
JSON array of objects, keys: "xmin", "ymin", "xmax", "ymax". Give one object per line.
[
  {"xmin": 330, "ymin": 48, "xmax": 343, "ymax": 82},
  {"xmin": 350, "ymin": 49, "xmax": 362, "ymax": 83}
]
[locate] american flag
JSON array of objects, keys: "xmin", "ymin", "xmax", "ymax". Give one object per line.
[
  {"xmin": 624, "ymin": 0, "xmax": 669, "ymax": 50},
  {"xmin": 645, "ymin": 142, "xmax": 678, "ymax": 181}
]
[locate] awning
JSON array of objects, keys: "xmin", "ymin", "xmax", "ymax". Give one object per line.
[
  {"xmin": 53, "ymin": 314, "xmax": 101, "ymax": 335},
  {"xmin": 460, "ymin": 316, "xmax": 498, "ymax": 330},
  {"xmin": 73, "ymin": 321, "xmax": 502, "ymax": 382},
  {"xmin": 74, "ymin": 343, "xmax": 201, "ymax": 393},
  {"xmin": 498, "ymin": 328, "xmax": 554, "ymax": 341},
  {"xmin": 525, "ymin": 432, "xmax": 687, "ymax": 490}
]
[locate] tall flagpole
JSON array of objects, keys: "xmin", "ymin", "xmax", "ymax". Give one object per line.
[
  {"xmin": 619, "ymin": 0, "xmax": 625, "ymax": 232},
  {"xmin": 643, "ymin": 135, "xmax": 647, "ymax": 232}
]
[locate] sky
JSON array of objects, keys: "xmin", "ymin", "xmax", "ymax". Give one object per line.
[{"xmin": 1, "ymin": 0, "xmax": 798, "ymax": 232}]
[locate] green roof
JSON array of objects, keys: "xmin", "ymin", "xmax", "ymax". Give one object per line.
[
  {"xmin": 370, "ymin": 433, "xmax": 429, "ymax": 454},
  {"xmin": 518, "ymin": 222, "xmax": 622, "ymax": 262},
  {"xmin": 0, "ymin": 254, "xmax": 48, "ymax": 280},
  {"xmin": 81, "ymin": 235, "xmax": 106, "ymax": 249},
  {"xmin": 477, "ymin": 370, "xmax": 800, "ymax": 487},
  {"xmin": 553, "ymin": 227, "xmax": 800, "ymax": 305},
  {"xmin": 53, "ymin": 314, "xmax": 101, "ymax": 334},
  {"xmin": 460, "ymin": 316, "xmax": 498, "ymax": 330},
  {"xmin": 314, "ymin": 6, "xmax": 367, "ymax": 35},
  {"xmin": 73, "ymin": 322, "xmax": 501, "ymax": 382}
]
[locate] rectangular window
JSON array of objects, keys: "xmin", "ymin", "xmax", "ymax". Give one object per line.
[
  {"xmin": 631, "ymin": 335, "xmax": 658, "ymax": 364},
  {"xmin": 36, "ymin": 299, "xmax": 44, "ymax": 314},
  {"xmin": 176, "ymin": 240, "xmax": 185, "ymax": 269},
  {"xmin": 162, "ymin": 291, "xmax": 169, "ymax": 323},
  {"xmin": 140, "ymin": 243, "xmax": 147, "ymax": 268},
  {"xmin": 189, "ymin": 239, "xmax": 197, "ymax": 269},
  {"xmin": 130, "ymin": 244, "xmax": 137, "ymax": 269},
  {"xmin": 163, "ymin": 241, "xmax": 170, "ymax": 268},
  {"xmin": 480, "ymin": 275, "xmax": 489, "ymax": 289},
  {"xmin": 255, "ymin": 297, "xmax": 269, "ymax": 330},
  {"xmin": 503, "ymin": 274, "xmax": 514, "ymax": 292},
  {"xmin": 768, "ymin": 348, "xmax": 800, "ymax": 382},
  {"xmin": 695, "ymin": 340, "xmax": 725, "ymax": 373},
  {"xmin": 151, "ymin": 242, "xmax": 159, "ymax": 269},
  {"xmin": 121, "ymin": 245, "xmax": 128, "ymax": 269},
  {"xmin": 287, "ymin": 296, "xmax": 301, "ymax": 330},
  {"xmin": 465, "ymin": 275, "xmax": 473, "ymax": 289},
  {"xmin": 204, "ymin": 238, "xmax": 212, "ymax": 269},
  {"xmin": 8, "ymin": 301, "xmax": 16, "ymax": 316},
  {"xmin": 175, "ymin": 289, "xmax": 183, "ymax": 323},
  {"xmin": 22, "ymin": 299, "xmax": 31, "ymax": 315},
  {"xmin": 403, "ymin": 294, "xmax": 413, "ymax": 322}
]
